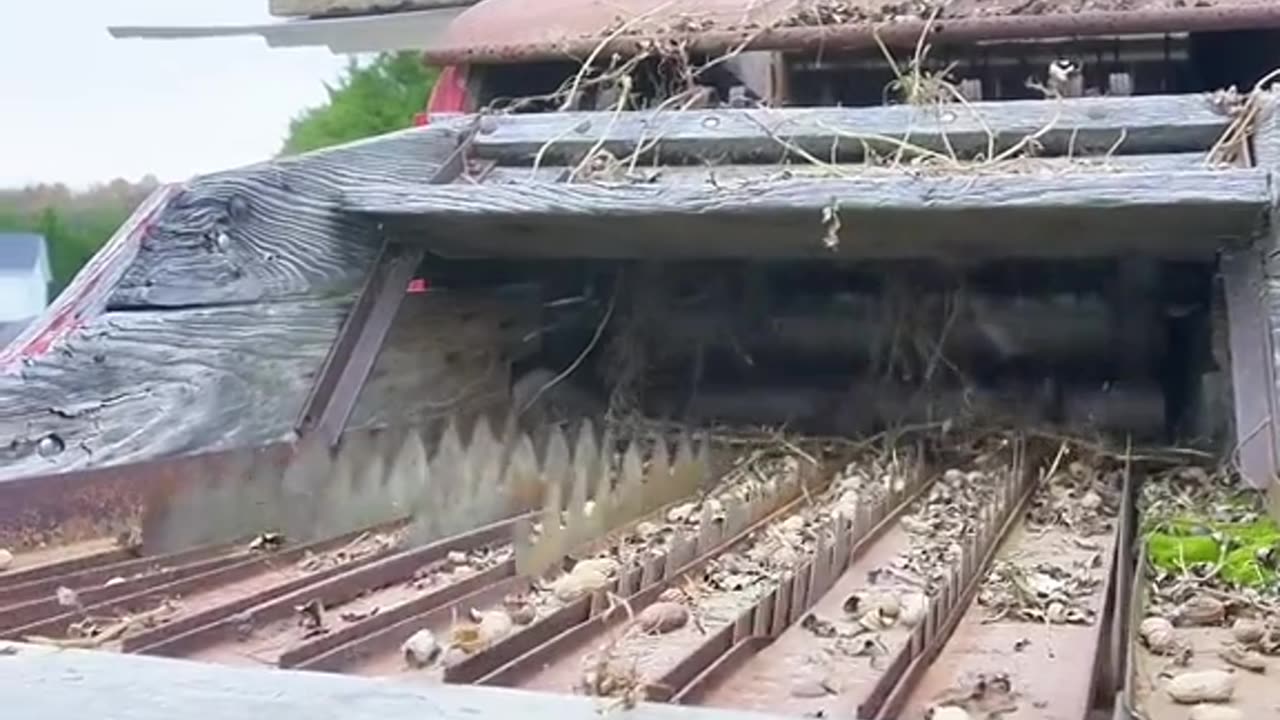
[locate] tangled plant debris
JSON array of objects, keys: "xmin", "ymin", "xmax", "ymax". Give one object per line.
[
  {"xmin": 978, "ymin": 449, "xmax": 1118, "ymax": 625},
  {"xmin": 979, "ymin": 558, "xmax": 1101, "ymax": 625},
  {"xmin": 878, "ymin": 438, "xmax": 1013, "ymax": 594},
  {"xmin": 297, "ymin": 530, "xmax": 404, "ymax": 574},
  {"xmin": 574, "ymin": 439, "xmax": 918, "ymax": 706}
]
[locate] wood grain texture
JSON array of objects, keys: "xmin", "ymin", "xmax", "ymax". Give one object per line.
[
  {"xmin": 1222, "ymin": 250, "xmax": 1277, "ymax": 489},
  {"xmin": 0, "ymin": 641, "xmax": 789, "ymax": 720},
  {"xmin": 0, "ymin": 293, "xmax": 533, "ymax": 482},
  {"xmin": 1252, "ymin": 94, "xmax": 1280, "ymax": 493},
  {"xmin": 346, "ymin": 170, "xmax": 1268, "ymax": 260},
  {"xmin": 109, "ymin": 124, "xmax": 466, "ymax": 309},
  {"xmin": 471, "ymin": 94, "xmax": 1232, "ymax": 164},
  {"xmin": 480, "ymin": 152, "xmax": 1219, "ymax": 185}
]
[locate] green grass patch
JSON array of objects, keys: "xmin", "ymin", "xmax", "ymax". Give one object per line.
[{"xmin": 1145, "ymin": 516, "xmax": 1280, "ymax": 588}]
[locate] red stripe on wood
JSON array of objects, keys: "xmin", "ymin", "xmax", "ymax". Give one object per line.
[{"xmin": 0, "ymin": 184, "xmax": 178, "ymax": 373}]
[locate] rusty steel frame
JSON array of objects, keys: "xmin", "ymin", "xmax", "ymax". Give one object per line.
[
  {"xmin": 0, "ymin": 541, "xmax": 247, "ymax": 610},
  {"xmin": 423, "ymin": 5, "xmax": 1280, "ymax": 65},
  {"xmin": 459, "ymin": 458, "xmax": 849, "ymax": 696},
  {"xmin": 1101, "ymin": 455, "xmax": 1140, "ymax": 707},
  {"xmin": 473, "ymin": 487, "xmax": 815, "ymax": 689},
  {"xmin": 0, "ymin": 545, "xmax": 255, "ymax": 634},
  {"xmin": 4, "ymin": 520, "xmax": 401, "ymax": 645},
  {"xmin": 663, "ymin": 460, "xmax": 944, "ymax": 707}
]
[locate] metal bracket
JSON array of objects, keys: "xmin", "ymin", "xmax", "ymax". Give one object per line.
[
  {"xmin": 297, "ymin": 240, "xmax": 427, "ymax": 448},
  {"xmin": 297, "ymin": 131, "xmax": 475, "ymax": 448}
]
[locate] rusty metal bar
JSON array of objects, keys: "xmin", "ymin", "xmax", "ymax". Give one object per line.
[
  {"xmin": 280, "ymin": 561, "xmax": 514, "ymax": 668},
  {"xmin": 459, "ymin": 595, "xmax": 597, "ymax": 684},
  {"xmin": 644, "ymin": 456, "xmax": 936, "ymax": 705},
  {"xmin": 295, "ymin": 573, "xmax": 537, "ymax": 672},
  {"xmin": 295, "ymin": 241, "xmax": 428, "ymax": 447},
  {"xmin": 1117, "ymin": 533, "xmax": 1150, "ymax": 718},
  {"xmin": 296, "ymin": 137, "xmax": 473, "ymax": 447},
  {"xmin": 864, "ymin": 445, "xmax": 1035, "ymax": 720},
  {"xmin": 5, "ymin": 521, "xmax": 399, "ymax": 644},
  {"xmin": 0, "ymin": 541, "xmax": 245, "ymax": 609},
  {"xmin": 0, "ymin": 544, "xmax": 133, "ymax": 588},
  {"xmin": 670, "ymin": 636, "xmax": 772, "ymax": 705},
  {"xmin": 135, "ymin": 516, "xmax": 518, "ymax": 659},
  {"xmin": 476, "ymin": 492, "xmax": 807, "ymax": 688},
  {"xmin": 423, "ymin": 5, "xmax": 1280, "ymax": 65},
  {"xmin": 0, "ymin": 548, "xmax": 252, "ymax": 634},
  {"xmin": 1102, "ymin": 458, "xmax": 1139, "ymax": 705}
]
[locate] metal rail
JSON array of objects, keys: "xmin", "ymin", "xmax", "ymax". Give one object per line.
[{"xmin": 423, "ymin": 4, "xmax": 1280, "ymax": 65}]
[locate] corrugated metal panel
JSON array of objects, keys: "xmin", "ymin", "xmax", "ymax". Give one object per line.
[{"xmin": 107, "ymin": 6, "xmax": 472, "ymax": 54}]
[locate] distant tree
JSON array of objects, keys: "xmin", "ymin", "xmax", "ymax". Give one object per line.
[
  {"xmin": 282, "ymin": 52, "xmax": 439, "ymax": 155},
  {"xmin": 1, "ymin": 178, "xmax": 153, "ymax": 293}
]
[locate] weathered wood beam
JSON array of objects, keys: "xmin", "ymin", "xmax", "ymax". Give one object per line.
[
  {"xmin": 480, "ymin": 152, "xmax": 1219, "ymax": 185},
  {"xmin": 1249, "ymin": 94, "xmax": 1280, "ymax": 498},
  {"xmin": 470, "ymin": 94, "xmax": 1233, "ymax": 164},
  {"xmin": 0, "ymin": 293, "xmax": 535, "ymax": 482},
  {"xmin": 345, "ymin": 169, "xmax": 1268, "ymax": 260},
  {"xmin": 1222, "ymin": 249, "xmax": 1277, "ymax": 490},
  {"xmin": 0, "ymin": 641, "xmax": 788, "ymax": 720},
  {"xmin": 108, "ymin": 123, "xmax": 468, "ymax": 309}
]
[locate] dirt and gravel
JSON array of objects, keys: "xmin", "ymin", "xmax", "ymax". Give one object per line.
[
  {"xmin": 691, "ymin": 437, "xmax": 1017, "ymax": 716},
  {"xmin": 900, "ymin": 446, "xmax": 1122, "ymax": 720},
  {"xmin": 1131, "ymin": 465, "xmax": 1279, "ymax": 720}
]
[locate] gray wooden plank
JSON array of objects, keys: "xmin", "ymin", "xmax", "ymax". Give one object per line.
[
  {"xmin": 1222, "ymin": 250, "xmax": 1277, "ymax": 489},
  {"xmin": 481, "ymin": 152, "xmax": 1221, "ymax": 185},
  {"xmin": 109, "ymin": 123, "xmax": 467, "ymax": 308},
  {"xmin": 471, "ymin": 94, "xmax": 1232, "ymax": 164},
  {"xmin": 1249, "ymin": 94, "xmax": 1280, "ymax": 493},
  {"xmin": 345, "ymin": 169, "xmax": 1267, "ymax": 260},
  {"xmin": 350, "ymin": 169, "xmax": 1266, "ymax": 218},
  {"xmin": 0, "ymin": 293, "xmax": 533, "ymax": 482},
  {"xmin": 0, "ymin": 641, "xmax": 789, "ymax": 720}
]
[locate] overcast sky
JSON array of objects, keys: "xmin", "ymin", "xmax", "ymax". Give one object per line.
[{"xmin": 1, "ymin": 0, "xmax": 350, "ymax": 188}]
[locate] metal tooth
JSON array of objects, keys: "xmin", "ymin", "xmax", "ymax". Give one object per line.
[
  {"xmin": 141, "ymin": 448, "xmax": 285, "ymax": 555},
  {"xmin": 959, "ymin": 78, "xmax": 983, "ymax": 101},
  {"xmin": 1107, "ymin": 71, "xmax": 1133, "ymax": 97},
  {"xmin": 754, "ymin": 591, "xmax": 776, "ymax": 637},
  {"xmin": 279, "ymin": 438, "xmax": 333, "ymax": 542},
  {"xmin": 514, "ymin": 427, "xmax": 709, "ymax": 578},
  {"xmin": 771, "ymin": 573, "xmax": 792, "ymax": 636},
  {"xmin": 316, "ymin": 428, "xmax": 385, "ymax": 538},
  {"xmin": 141, "ymin": 409, "xmax": 573, "ymax": 555}
]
